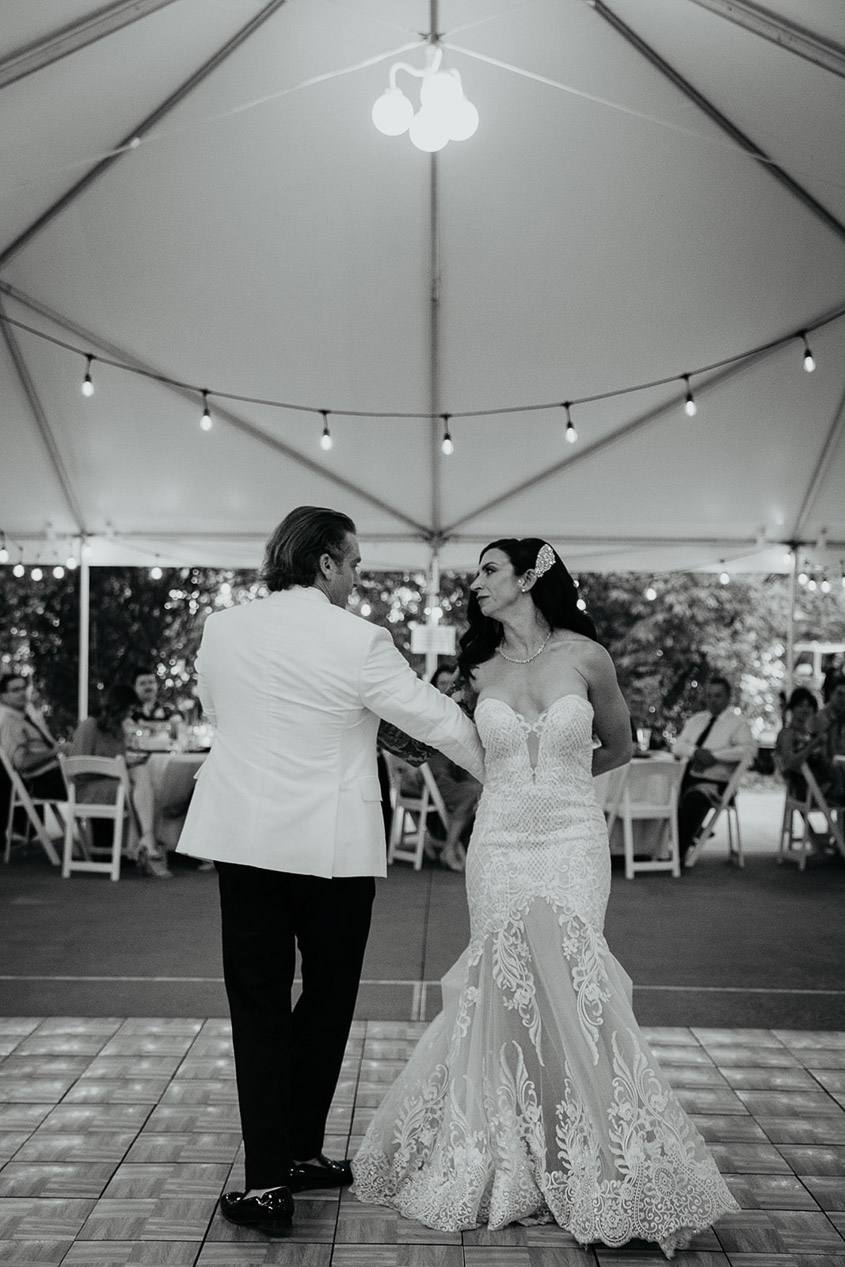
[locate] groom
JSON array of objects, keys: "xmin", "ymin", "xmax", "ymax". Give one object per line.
[{"xmin": 177, "ymin": 506, "xmax": 484, "ymax": 1233}]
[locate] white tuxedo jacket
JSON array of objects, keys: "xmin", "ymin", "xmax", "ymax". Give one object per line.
[{"xmin": 177, "ymin": 586, "xmax": 485, "ymax": 877}]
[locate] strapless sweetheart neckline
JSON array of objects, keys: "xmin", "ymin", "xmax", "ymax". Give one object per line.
[{"xmin": 476, "ymin": 693, "xmax": 592, "ymax": 730}]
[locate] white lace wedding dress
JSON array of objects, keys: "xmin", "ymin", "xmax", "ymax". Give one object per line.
[{"xmin": 353, "ymin": 695, "xmax": 738, "ymax": 1256}]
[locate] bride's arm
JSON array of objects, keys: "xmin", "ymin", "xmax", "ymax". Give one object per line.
[{"xmin": 582, "ymin": 644, "xmax": 633, "ymax": 776}]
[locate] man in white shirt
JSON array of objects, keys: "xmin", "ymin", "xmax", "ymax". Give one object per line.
[
  {"xmin": 177, "ymin": 506, "xmax": 484, "ymax": 1234},
  {"xmin": 673, "ymin": 676, "xmax": 757, "ymax": 864},
  {"xmin": 0, "ymin": 673, "xmax": 66, "ymax": 800}
]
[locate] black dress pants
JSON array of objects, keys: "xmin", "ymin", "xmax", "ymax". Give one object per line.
[
  {"xmin": 216, "ymin": 861, "xmax": 375, "ymax": 1190},
  {"xmin": 677, "ymin": 776, "xmax": 726, "ymax": 856}
]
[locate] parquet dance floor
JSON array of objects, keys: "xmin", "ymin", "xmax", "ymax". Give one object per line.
[{"xmin": 1, "ymin": 1017, "xmax": 844, "ymax": 1265}]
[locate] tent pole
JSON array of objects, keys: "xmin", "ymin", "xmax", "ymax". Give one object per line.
[
  {"xmin": 78, "ymin": 547, "xmax": 90, "ymax": 721},
  {"xmin": 425, "ymin": 549, "xmax": 441, "ymax": 681},
  {"xmin": 785, "ymin": 547, "xmax": 798, "ymax": 697}
]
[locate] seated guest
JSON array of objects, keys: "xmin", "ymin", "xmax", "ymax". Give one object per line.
[
  {"xmin": 70, "ymin": 684, "xmax": 172, "ymax": 878},
  {"xmin": 811, "ymin": 674, "xmax": 845, "ymax": 804},
  {"xmin": 673, "ymin": 675, "xmax": 757, "ymax": 863},
  {"xmin": 425, "ymin": 662, "xmax": 482, "ymax": 872},
  {"xmin": 0, "ymin": 672, "xmax": 67, "ymax": 801},
  {"xmin": 775, "ymin": 687, "xmax": 830, "ymax": 854},
  {"xmin": 128, "ymin": 666, "xmax": 173, "ymax": 723}
]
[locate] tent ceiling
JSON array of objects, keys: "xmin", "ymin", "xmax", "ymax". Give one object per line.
[{"xmin": 2, "ymin": 0, "xmax": 844, "ymax": 575}]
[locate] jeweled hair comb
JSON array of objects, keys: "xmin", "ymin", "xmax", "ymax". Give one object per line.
[{"xmin": 534, "ymin": 543, "xmax": 555, "ymax": 577}]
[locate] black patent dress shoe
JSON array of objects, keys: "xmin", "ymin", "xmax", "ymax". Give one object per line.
[
  {"xmin": 288, "ymin": 1153, "xmax": 353, "ymax": 1192},
  {"xmin": 219, "ymin": 1186, "xmax": 294, "ymax": 1233}
]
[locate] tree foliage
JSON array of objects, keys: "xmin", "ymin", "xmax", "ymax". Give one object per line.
[{"xmin": 2, "ymin": 564, "xmax": 844, "ymax": 742}]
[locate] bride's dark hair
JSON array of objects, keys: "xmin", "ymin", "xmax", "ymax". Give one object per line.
[{"xmin": 458, "ymin": 538, "xmax": 599, "ymax": 675}]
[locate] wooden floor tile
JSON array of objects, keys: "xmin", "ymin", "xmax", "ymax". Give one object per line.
[
  {"xmin": 0, "ymin": 1240, "xmax": 71, "ymax": 1264},
  {"xmin": 0, "ymin": 1161, "xmax": 116, "ymax": 1198}
]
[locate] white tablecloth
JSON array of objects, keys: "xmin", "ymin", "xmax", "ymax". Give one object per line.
[{"xmin": 145, "ymin": 751, "xmax": 206, "ymax": 848}]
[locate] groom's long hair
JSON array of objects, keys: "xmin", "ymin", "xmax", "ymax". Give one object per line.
[
  {"xmin": 458, "ymin": 538, "xmax": 599, "ymax": 675},
  {"xmin": 261, "ymin": 506, "xmax": 355, "ymax": 591}
]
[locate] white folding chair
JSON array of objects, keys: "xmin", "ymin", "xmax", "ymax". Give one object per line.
[
  {"xmin": 683, "ymin": 752, "xmax": 755, "ymax": 869},
  {"xmin": 58, "ymin": 754, "xmax": 133, "ymax": 881},
  {"xmin": 383, "ymin": 753, "xmax": 451, "ymax": 870},
  {"xmin": 606, "ymin": 760, "xmax": 686, "ymax": 879},
  {"xmin": 1, "ymin": 744, "xmax": 63, "ymax": 866},
  {"xmin": 799, "ymin": 762, "xmax": 845, "ymax": 862}
]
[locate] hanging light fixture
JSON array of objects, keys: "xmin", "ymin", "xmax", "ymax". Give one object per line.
[
  {"xmin": 562, "ymin": 402, "xmax": 577, "ymax": 444},
  {"xmin": 682, "ymin": 374, "xmax": 697, "ymax": 418},
  {"xmin": 81, "ymin": 354, "xmax": 95, "ymax": 397},
  {"xmin": 372, "ymin": 45, "xmax": 478, "ymax": 153}
]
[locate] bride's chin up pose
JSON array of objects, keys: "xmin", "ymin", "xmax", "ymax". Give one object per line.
[{"xmin": 352, "ymin": 537, "xmax": 739, "ymax": 1258}]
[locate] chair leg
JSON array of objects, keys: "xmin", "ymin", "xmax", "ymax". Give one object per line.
[
  {"xmin": 110, "ymin": 816, "xmax": 122, "ymax": 882},
  {"xmin": 623, "ymin": 814, "xmax": 634, "ymax": 880}
]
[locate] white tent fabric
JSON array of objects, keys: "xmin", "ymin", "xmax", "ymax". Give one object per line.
[{"xmin": 2, "ymin": 0, "xmax": 844, "ymax": 576}]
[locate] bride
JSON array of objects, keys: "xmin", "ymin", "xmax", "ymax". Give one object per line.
[{"xmin": 352, "ymin": 538, "xmax": 738, "ymax": 1257}]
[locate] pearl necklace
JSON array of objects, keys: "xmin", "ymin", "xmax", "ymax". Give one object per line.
[{"xmin": 496, "ymin": 630, "xmax": 552, "ymax": 664}]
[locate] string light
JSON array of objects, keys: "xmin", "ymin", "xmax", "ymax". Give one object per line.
[
  {"xmin": 562, "ymin": 402, "xmax": 577, "ymax": 444},
  {"xmin": 52, "ymin": 565, "xmax": 65, "ymax": 579},
  {"xmin": 150, "ymin": 566, "xmax": 163, "ymax": 579},
  {"xmin": 81, "ymin": 354, "xmax": 94, "ymax": 397},
  {"xmin": 319, "ymin": 411, "xmax": 333, "ymax": 451},
  {"xmin": 31, "ymin": 567, "xmax": 43, "ymax": 581},
  {"xmin": 200, "ymin": 391, "xmax": 212, "ymax": 431},
  {"xmin": 13, "ymin": 563, "xmax": 24, "ymax": 577},
  {"xmin": 645, "ymin": 586, "xmax": 657, "ymax": 601},
  {"xmin": 820, "ymin": 578, "xmax": 831, "ymax": 593},
  {"xmin": 441, "ymin": 414, "xmax": 454, "ymax": 455},
  {"xmin": 719, "ymin": 570, "xmax": 730, "ymax": 585},
  {"xmin": 0, "ymin": 308, "xmax": 840, "ymax": 448},
  {"xmin": 683, "ymin": 374, "xmax": 697, "ymax": 417},
  {"xmin": 66, "ymin": 555, "xmax": 78, "ymax": 570}
]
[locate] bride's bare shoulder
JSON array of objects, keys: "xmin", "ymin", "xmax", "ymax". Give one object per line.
[{"xmin": 550, "ymin": 633, "xmax": 615, "ymax": 674}]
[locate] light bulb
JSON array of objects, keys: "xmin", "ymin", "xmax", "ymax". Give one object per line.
[
  {"xmin": 372, "ymin": 88, "xmax": 414, "ymax": 136},
  {"xmin": 320, "ymin": 428, "xmax": 333, "ymax": 451},
  {"xmin": 801, "ymin": 333, "xmax": 815, "ymax": 372},
  {"xmin": 409, "ymin": 107, "xmax": 450, "ymax": 152},
  {"xmin": 719, "ymin": 571, "xmax": 730, "ymax": 585},
  {"xmin": 576, "ymin": 597, "xmax": 587, "ymax": 611},
  {"xmin": 565, "ymin": 420, "xmax": 578, "ymax": 444},
  {"xmin": 31, "ymin": 567, "xmax": 43, "ymax": 581},
  {"xmin": 420, "ymin": 69, "xmax": 463, "ymax": 113},
  {"xmin": 0, "ymin": 546, "xmax": 8, "ymax": 564},
  {"xmin": 682, "ymin": 375, "xmax": 697, "ymax": 417},
  {"xmin": 821, "ymin": 579, "xmax": 831, "ymax": 593},
  {"xmin": 13, "ymin": 563, "xmax": 25, "ymax": 577},
  {"xmin": 798, "ymin": 572, "xmax": 808, "ymax": 585},
  {"xmin": 53, "ymin": 565, "xmax": 65, "ymax": 579},
  {"xmin": 200, "ymin": 392, "xmax": 212, "ymax": 431},
  {"xmin": 447, "ymin": 97, "xmax": 479, "ymax": 141},
  {"xmin": 150, "ymin": 566, "xmax": 163, "ymax": 580},
  {"xmin": 81, "ymin": 355, "xmax": 94, "ymax": 397},
  {"xmin": 645, "ymin": 586, "xmax": 657, "ymax": 601},
  {"xmin": 66, "ymin": 555, "xmax": 78, "ymax": 569},
  {"xmin": 441, "ymin": 432, "xmax": 454, "ymax": 456}
]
